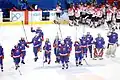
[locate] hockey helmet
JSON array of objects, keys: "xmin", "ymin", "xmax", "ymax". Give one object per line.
[
  {"xmin": 55, "ymin": 36, "xmax": 59, "ymax": 40},
  {"xmin": 67, "ymin": 36, "xmax": 71, "ymax": 39},
  {"xmin": 97, "ymin": 33, "xmax": 101, "ymax": 37},
  {"xmin": 37, "ymin": 27, "xmax": 41, "ymax": 30},
  {"xmin": 112, "ymin": 28, "xmax": 115, "ymax": 32},
  {"xmin": 75, "ymin": 41, "xmax": 79, "ymax": 44},
  {"xmin": 61, "ymin": 40, "xmax": 64, "ymax": 44},
  {"xmin": 46, "ymin": 38, "xmax": 49, "ymax": 42},
  {"xmin": 21, "ymin": 37, "xmax": 25, "ymax": 40},
  {"xmin": 87, "ymin": 32, "xmax": 90, "ymax": 35}
]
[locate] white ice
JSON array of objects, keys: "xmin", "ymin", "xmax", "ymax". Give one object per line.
[{"xmin": 0, "ymin": 24, "xmax": 120, "ymax": 80}]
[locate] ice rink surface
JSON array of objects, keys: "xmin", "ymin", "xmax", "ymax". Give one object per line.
[{"xmin": 0, "ymin": 24, "xmax": 120, "ymax": 80}]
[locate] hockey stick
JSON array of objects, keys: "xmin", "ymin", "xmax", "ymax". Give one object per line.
[
  {"xmin": 75, "ymin": 25, "xmax": 77, "ymax": 41},
  {"xmin": 18, "ymin": 68, "xmax": 22, "ymax": 75},
  {"xmin": 21, "ymin": 21, "xmax": 28, "ymax": 42},
  {"xmin": 42, "ymin": 51, "xmax": 45, "ymax": 67},
  {"xmin": 83, "ymin": 58, "xmax": 89, "ymax": 66},
  {"xmin": 58, "ymin": 23, "xmax": 63, "ymax": 40}
]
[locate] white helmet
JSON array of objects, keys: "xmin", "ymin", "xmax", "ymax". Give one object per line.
[
  {"xmin": 61, "ymin": 41, "xmax": 64, "ymax": 44},
  {"xmin": 98, "ymin": 33, "xmax": 101, "ymax": 37}
]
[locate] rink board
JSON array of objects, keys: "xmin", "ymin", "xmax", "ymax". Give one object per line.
[{"xmin": 0, "ymin": 20, "xmax": 68, "ymax": 26}]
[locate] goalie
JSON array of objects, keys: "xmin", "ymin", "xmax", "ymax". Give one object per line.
[
  {"xmin": 93, "ymin": 33, "xmax": 105, "ymax": 60},
  {"xmin": 106, "ymin": 28, "xmax": 118, "ymax": 58}
]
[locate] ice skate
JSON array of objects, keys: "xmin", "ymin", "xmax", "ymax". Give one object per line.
[
  {"xmin": 48, "ymin": 60, "xmax": 51, "ymax": 64},
  {"xmin": 44, "ymin": 60, "xmax": 47, "ymax": 63},
  {"xmin": 34, "ymin": 57, "xmax": 38, "ymax": 62},
  {"xmin": 66, "ymin": 64, "xmax": 68, "ymax": 69},
  {"xmin": 76, "ymin": 62, "xmax": 78, "ymax": 66},
  {"xmin": 99, "ymin": 57, "xmax": 103, "ymax": 60},
  {"xmin": 1, "ymin": 69, "xmax": 3, "ymax": 72},
  {"xmin": 21, "ymin": 61, "xmax": 25, "ymax": 64},
  {"xmin": 79, "ymin": 61, "xmax": 83, "ymax": 65},
  {"xmin": 15, "ymin": 65, "xmax": 19, "ymax": 70},
  {"xmin": 62, "ymin": 64, "xmax": 65, "ymax": 69}
]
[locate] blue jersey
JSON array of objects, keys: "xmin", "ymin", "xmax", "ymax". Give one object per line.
[
  {"xmin": 0, "ymin": 46, "xmax": 4, "ymax": 59},
  {"xmin": 31, "ymin": 28, "xmax": 44, "ymax": 39},
  {"xmin": 59, "ymin": 44, "xmax": 69, "ymax": 56},
  {"xmin": 11, "ymin": 46, "xmax": 21, "ymax": 58},
  {"xmin": 31, "ymin": 36, "xmax": 42, "ymax": 48},
  {"xmin": 80, "ymin": 37, "xmax": 87, "ymax": 47},
  {"xmin": 86, "ymin": 34, "xmax": 93, "ymax": 45},
  {"xmin": 59, "ymin": 44, "xmax": 70, "ymax": 53},
  {"xmin": 64, "ymin": 38, "xmax": 73, "ymax": 48},
  {"xmin": 53, "ymin": 39, "xmax": 61, "ymax": 48},
  {"xmin": 19, "ymin": 40, "xmax": 28, "ymax": 51},
  {"xmin": 74, "ymin": 42, "xmax": 81, "ymax": 53},
  {"xmin": 43, "ymin": 41, "xmax": 51, "ymax": 51},
  {"xmin": 107, "ymin": 32, "xmax": 118, "ymax": 44},
  {"xmin": 94, "ymin": 37, "xmax": 105, "ymax": 49}
]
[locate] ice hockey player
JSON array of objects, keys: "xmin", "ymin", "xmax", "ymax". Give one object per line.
[
  {"xmin": 28, "ymin": 34, "xmax": 42, "ymax": 62},
  {"xmin": 64, "ymin": 36, "xmax": 72, "ymax": 62},
  {"xmin": 53, "ymin": 36, "xmax": 61, "ymax": 63},
  {"xmin": 93, "ymin": 33, "xmax": 105, "ymax": 60},
  {"xmin": 80, "ymin": 35, "xmax": 88, "ymax": 58},
  {"xmin": 81, "ymin": 3, "xmax": 87, "ymax": 24},
  {"xmin": 11, "ymin": 44, "xmax": 21, "ymax": 70},
  {"xmin": 59, "ymin": 41, "xmax": 69, "ymax": 69},
  {"xmin": 112, "ymin": 4, "xmax": 117, "ymax": 28},
  {"xmin": 19, "ymin": 37, "xmax": 29, "ymax": 64},
  {"xmin": 31, "ymin": 27, "xmax": 44, "ymax": 51},
  {"xmin": 68, "ymin": 4, "xmax": 75, "ymax": 26},
  {"xmin": 74, "ymin": 41, "xmax": 83, "ymax": 66},
  {"xmin": 43, "ymin": 38, "xmax": 51, "ymax": 64},
  {"xmin": 90, "ymin": 5, "xmax": 97, "ymax": 28},
  {"xmin": 74, "ymin": 3, "xmax": 80, "ymax": 26},
  {"xmin": 106, "ymin": 28, "xmax": 118, "ymax": 58},
  {"xmin": 86, "ymin": 32, "xmax": 93, "ymax": 58},
  {"xmin": 115, "ymin": 8, "xmax": 120, "ymax": 30},
  {"xmin": 86, "ymin": 4, "xmax": 94, "ymax": 26},
  {"xmin": 106, "ymin": 6, "xmax": 113, "ymax": 29},
  {"xmin": 55, "ymin": 3, "xmax": 61, "ymax": 22},
  {"xmin": 0, "ymin": 44, "xmax": 4, "ymax": 72},
  {"xmin": 96, "ymin": 6, "xmax": 103, "ymax": 27}
]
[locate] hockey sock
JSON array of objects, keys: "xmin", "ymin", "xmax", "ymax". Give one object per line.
[
  {"xmin": 1, "ymin": 65, "xmax": 3, "ymax": 72},
  {"xmin": 62, "ymin": 64, "xmax": 65, "ymax": 69},
  {"xmin": 66, "ymin": 63, "xmax": 68, "ymax": 69}
]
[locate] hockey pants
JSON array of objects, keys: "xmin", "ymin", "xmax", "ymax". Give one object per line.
[
  {"xmin": 21, "ymin": 51, "xmax": 26, "ymax": 61},
  {"xmin": 106, "ymin": 44, "xmax": 117, "ymax": 57},
  {"xmin": 87, "ymin": 45, "xmax": 92, "ymax": 58},
  {"xmin": 44, "ymin": 52, "xmax": 51, "ymax": 61},
  {"xmin": 54, "ymin": 48, "xmax": 60, "ymax": 62},
  {"xmin": 94, "ymin": 48, "xmax": 104, "ymax": 58},
  {"xmin": 75, "ymin": 53, "xmax": 83, "ymax": 62},
  {"xmin": 13, "ymin": 57, "xmax": 20, "ymax": 65},
  {"xmin": 33, "ymin": 47, "xmax": 40, "ymax": 58}
]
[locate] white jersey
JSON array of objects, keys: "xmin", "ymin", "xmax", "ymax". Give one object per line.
[
  {"xmin": 68, "ymin": 8, "xmax": 74, "ymax": 16},
  {"xmin": 89, "ymin": 7, "xmax": 94, "ymax": 14},
  {"xmin": 79, "ymin": 5, "xmax": 83, "ymax": 12},
  {"xmin": 97, "ymin": 9, "xmax": 103, "ymax": 18},
  {"xmin": 101, "ymin": 6, "xmax": 105, "ymax": 15},
  {"xmin": 82, "ymin": 6, "xmax": 87, "ymax": 15},
  {"xmin": 106, "ymin": 9, "xmax": 113, "ymax": 21},
  {"xmin": 112, "ymin": 7, "xmax": 117, "ymax": 14},
  {"xmin": 56, "ymin": 6, "xmax": 61, "ymax": 13},
  {"xmin": 75, "ymin": 8, "xmax": 80, "ymax": 17},
  {"xmin": 92, "ymin": 8, "xmax": 97, "ymax": 17},
  {"xmin": 116, "ymin": 10, "xmax": 120, "ymax": 19}
]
